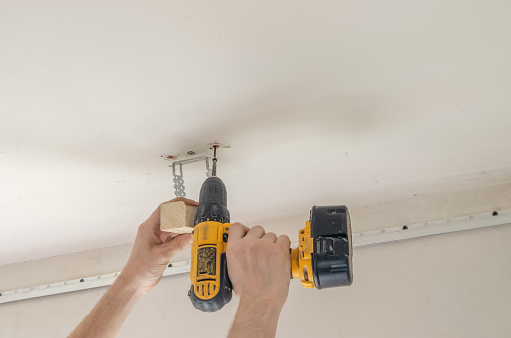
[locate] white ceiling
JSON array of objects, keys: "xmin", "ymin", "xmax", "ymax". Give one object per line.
[{"xmin": 1, "ymin": 0, "xmax": 511, "ymax": 266}]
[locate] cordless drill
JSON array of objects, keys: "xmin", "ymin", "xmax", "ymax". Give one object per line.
[{"xmin": 188, "ymin": 148, "xmax": 353, "ymax": 312}]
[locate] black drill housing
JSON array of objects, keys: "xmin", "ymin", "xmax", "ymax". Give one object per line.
[
  {"xmin": 194, "ymin": 176, "xmax": 230, "ymax": 225},
  {"xmin": 310, "ymin": 205, "xmax": 353, "ymax": 288}
]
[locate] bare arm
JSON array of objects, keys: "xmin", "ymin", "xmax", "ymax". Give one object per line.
[
  {"xmin": 228, "ymin": 297, "xmax": 284, "ymax": 338},
  {"xmin": 68, "ymin": 275, "xmax": 143, "ymax": 338},
  {"xmin": 226, "ymin": 223, "xmax": 291, "ymax": 338},
  {"xmin": 68, "ymin": 197, "xmax": 198, "ymax": 338}
]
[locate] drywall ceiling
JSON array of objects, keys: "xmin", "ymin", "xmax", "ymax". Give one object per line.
[{"xmin": 1, "ymin": 0, "xmax": 511, "ymax": 266}]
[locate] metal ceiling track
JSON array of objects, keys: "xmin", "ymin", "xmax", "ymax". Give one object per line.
[{"xmin": 1, "ymin": 208, "xmax": 510, "ymax": 304}]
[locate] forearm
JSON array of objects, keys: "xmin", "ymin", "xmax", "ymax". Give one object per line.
[
  {"xmin": 228, "ymin": 299, "xmax": 284, "ymax": 338},
  {"xmin": 68, "ymin": 274, "xmax": 144, "ymax": 338}
]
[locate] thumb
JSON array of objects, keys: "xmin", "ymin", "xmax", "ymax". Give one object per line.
[{"xmin": 161, "ymin": 234, "xmax": 193, "ymax": 257}]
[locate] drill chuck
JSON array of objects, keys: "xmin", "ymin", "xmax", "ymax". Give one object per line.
[{"xmin": 194, "ymin": 176, "xmax": 230, "ymax": 225}]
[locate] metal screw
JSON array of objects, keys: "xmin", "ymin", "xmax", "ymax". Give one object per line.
[
  {"xmin": 168, "ymin": 263, "xmax": 173, "ymax": 268},
  {"xmin": 80, "ymin": 279, "xmax": 84, "ymax": 282},
  {"xmin": 187, "ymin": 151, "xmax": 196, "ymax": 155},
  {"xmin": 402, "ymin": 225, "xmax": 408, "ymax": 230},
  {"xmin": 381, "ymin": 229, "xmax": 385, "ymax": 233},
  {"xmin": 492, "ymin": 211, "xmax": 499, "ymax": 216}
]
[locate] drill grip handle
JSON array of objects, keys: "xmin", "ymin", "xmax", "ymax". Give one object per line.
[
  {"xmin": 189, "ymin": 222, "xmax": 232, "ymax": 312},
  {"xmin": 189, "ymin": 252, "xmax": 232, "ymax": 312}
]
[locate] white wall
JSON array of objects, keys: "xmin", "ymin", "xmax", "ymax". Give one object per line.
[
  {"xmin": 1, "ymin": 184, "xmax": 510, "ymax": 337},
  {"xmin": 1, "ymin": 226, "xmax": 510, "ymax": 338}
]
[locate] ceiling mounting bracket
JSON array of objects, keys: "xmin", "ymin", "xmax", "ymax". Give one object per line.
[{"xmin": 170, "ymin": 156, "xmax": 212, "ymax": 197}]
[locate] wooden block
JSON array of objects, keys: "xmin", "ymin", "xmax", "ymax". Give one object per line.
[{"xmin": 160, "ymin": 201, "xmax": 197, "ymax": 234}]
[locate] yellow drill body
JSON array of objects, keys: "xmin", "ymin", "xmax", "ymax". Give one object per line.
[
  {"xmin": 188, "ymin": 147, "xmax": 352, "ymax": 312},
  {"xmin": 190, "ymin": 221, "xmax": 231, "ymax": 301}
]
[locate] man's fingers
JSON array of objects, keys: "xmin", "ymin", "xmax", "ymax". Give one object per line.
[
  {"xmin": 228, "ymin": 222, "xmax": 250, "ymax": 242},
  {"xmin": 160, "ymin": 231, "xmax": 172, "ymax": 242},
  {"xmin": 246, "ymin": 225, "xmax": 265, "ymax": 239},
  {"xmin": 161, "ymin": 234, "xmax": 193, "ymax": 257},
  {"xmin": 168, "ymin": 197, "xmax": 199, "ymax": 207},
  {"xmin": 262, "ymin": 232, "xmax": 277, "ymax": 243},
  {"xmin": 160, "ymin": 231, "xmax": 179, "ymax": 243},
  {"xmin": 276, "ymin": 235, "xmax": 291, "ymax": 249}
]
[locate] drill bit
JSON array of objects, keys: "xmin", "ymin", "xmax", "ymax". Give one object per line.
[{"xmin": 212, "ymin": 145, "xmax": 218, "ymax": 177}]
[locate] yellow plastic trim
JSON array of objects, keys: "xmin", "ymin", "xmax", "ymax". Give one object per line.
[
  {"xmin": 291, "ymin": 221, "xmax": 316, "ymax": 288},
  {"xmin": 190, "ymin": 221, "xmax": 230, "ymax": 300}
]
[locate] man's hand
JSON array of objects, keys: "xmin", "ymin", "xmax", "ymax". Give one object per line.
[
  {"xmin": 69, "ymin": 197, "xmax": 198, "ymax": 338},
  {"xmin": 227, "ymin": 223, "xmax": 291, "ymax": 338},
  {"xmin": 119, "ymin": 197, "xmax": 199, "ymax": 294}
]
